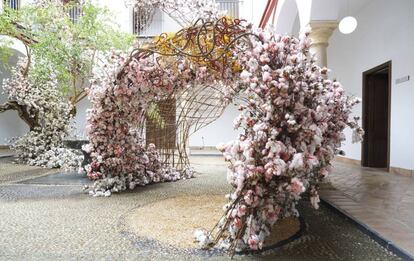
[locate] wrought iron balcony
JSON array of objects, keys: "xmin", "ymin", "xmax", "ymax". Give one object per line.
[
  {"xmin": 3, "ymin": 0, "xmax": 20, "ymax": 10},
  {"xmin": 216, "ymin": 0, "xmax": 240, "ymax": 19},
  {"xmin": 68, "ymin": 5, "xmax": 82, "ymax": 23},
  {"xmin": 133, "ymin": 7, "xmax": 163, "ymax": 38}
]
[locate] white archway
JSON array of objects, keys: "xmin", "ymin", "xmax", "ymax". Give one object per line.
[{"xmin": 272, "ymin": 0, "xmax": 300, "ymax": 35}]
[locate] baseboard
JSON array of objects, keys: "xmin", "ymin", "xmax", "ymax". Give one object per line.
[
  {"xmin": 335, "ymin": 156, "xmax": 414, "ymax": 178},
  {"xmin": 389, "ymin": 166, "xmax": 414, "ymax": 177}
]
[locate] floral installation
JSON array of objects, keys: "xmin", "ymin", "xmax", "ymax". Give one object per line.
[
  {"xmin": 85, "ymin": 14, "xmax": 363, "ymax": 254},
  {"xmin": 194, "ymin": 28, "xmax": 363, "ymax": 253},
  {"xmin": 84, "ymin": 16, "xmax": 248, "ymax": 194},
  {"xmin": 3, "ymin": 58, "xmax": 82, "ymax": 170}
]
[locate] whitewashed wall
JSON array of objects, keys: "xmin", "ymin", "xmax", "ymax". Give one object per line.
[
  {"xmin": 189, "ymin": 104, "xmax": 242, "ymax": 147},
  {"xmin": 328, "ymin": 0, "xmax": 414, "ymax": 170}
]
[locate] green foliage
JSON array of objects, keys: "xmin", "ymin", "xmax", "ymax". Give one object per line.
[
  {"xmin": 147, "ymin": 103, "xmax": 166, "ymax": 129},
  {"xmin": 0, "ymin": 0, "xmax": 135, "ymax": 102},
  {"xmin": 0, "ymin": 39, "xmax": 13, "ymax": 70},
  {"xmin": 0, "ymin": 7, "xmax": 21, "ymax": 70},
  {"xmin": 0, "ymin": 6, "xmax": 21, "ymax": 36}
]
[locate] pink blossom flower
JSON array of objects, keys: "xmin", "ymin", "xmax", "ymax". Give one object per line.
[
  {"xmin": 290, "ymin": 177, "xmax": 306, "ymax": 194},
  {"xmin": 248, "ymin": 235, "xmax": 260, "ymax": 250}
]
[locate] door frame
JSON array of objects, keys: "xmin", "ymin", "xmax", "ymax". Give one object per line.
[{"xmin": 361, "ymin": 60, "xmax": 392, "ymax": 169}]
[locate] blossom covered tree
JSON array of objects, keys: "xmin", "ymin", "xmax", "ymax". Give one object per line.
[
  {"xmin": 0, "ymin": 0, "xmax": 134, "ymax": 167},
  {"xmin": 2, "ymin": 58, "xmax": 82, "ymax": 168}
]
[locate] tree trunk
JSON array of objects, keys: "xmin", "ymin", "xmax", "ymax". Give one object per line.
[{"xmin": 0, "ymin": 101, "xmax": 40, "ymax": 131}]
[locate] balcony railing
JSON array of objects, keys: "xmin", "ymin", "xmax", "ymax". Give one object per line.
[
  {"xmin": 217, "ymin": 0, "xmax": 240, "ymax": 19},
  {"xmin": 132, "ymin": 1, "xmax": 240, "ymax": 38},
  {"xmin": 133, "ymin": 8, "xmax": 163, "ymax": 37},
  {"xmin": 3, "ymin": 0, "xmax": 20, "ymax": 10},
  {"xmin": 68, "ymin": 5, "xmax": 82, "ymax": 23}
]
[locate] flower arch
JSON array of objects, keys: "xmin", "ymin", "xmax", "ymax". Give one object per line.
[{"xmin": 85, "ymin": 17, "xmax": 363, "ymax": 252}]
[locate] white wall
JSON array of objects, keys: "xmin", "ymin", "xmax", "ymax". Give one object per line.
[
  {"xmin": 239, "ymin": 0, "xmax": 268, "ymax": 26},
  {"xmin": 273, "ymin": 0, "xmax": 299, "ymax": 35},
  {"xmin": 328, "ymin": 0, "xmax": 414, "ymax": 169},
  {"xmin": 92, "ymin": 0, "xmax": 133, "ymax": 33},
  {"xmin": 189, "ymin": 104, "xmax": 241, "ymax": 147}
]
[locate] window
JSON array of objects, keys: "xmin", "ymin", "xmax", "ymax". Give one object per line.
[
  {"xmin": 216, "ymin": 0, "xmax": 240, "ymax": 19},
  {"xmin": 3, "ymin": 0, "xmax": 20, "ymax": 10}
]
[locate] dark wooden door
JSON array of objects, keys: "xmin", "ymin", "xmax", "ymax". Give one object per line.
[{"xmin": 362, "ymin": 62, "xmax": 391, "ymax": 168}]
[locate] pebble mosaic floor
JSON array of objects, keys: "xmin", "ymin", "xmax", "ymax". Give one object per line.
[{"xmin": 0, "ymin": 156, "xmax": 403, "ymax": 260}]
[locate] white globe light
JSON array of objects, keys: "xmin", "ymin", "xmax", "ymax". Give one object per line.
[{"xmin": 339, "ymin": 16, "xmax": 357, "ymax": 34}]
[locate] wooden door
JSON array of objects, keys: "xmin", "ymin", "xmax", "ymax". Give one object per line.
[{"xmin": 362, "ymin": 62, "xmax": 391, "ymax": 168}]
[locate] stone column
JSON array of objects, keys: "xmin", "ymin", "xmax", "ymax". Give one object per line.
[{"xmin": 308, "ymin": 21, "xmax": 338, "ymax": 68}]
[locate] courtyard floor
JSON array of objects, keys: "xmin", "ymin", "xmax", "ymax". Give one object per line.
[
  {"xmin": 322, "ymin": 161, "xmax": 414, "ymax": 256},
  {"xmin": 0, "ymin": 154, "xmax": 409, "ymax": 260}
]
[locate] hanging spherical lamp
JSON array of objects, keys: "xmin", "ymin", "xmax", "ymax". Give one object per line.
[{"xmin": 339, "ymin": 16, "xmax": 357, "ymax": 34}]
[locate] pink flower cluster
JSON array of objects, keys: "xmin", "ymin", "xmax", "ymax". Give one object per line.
[
  {"xmin": 209, "ymin": 29, "xmax": 363, "ymax": 251},
  {"xmin": 85, "ymin": 51, "xmax": 211, "ymax": 194}
]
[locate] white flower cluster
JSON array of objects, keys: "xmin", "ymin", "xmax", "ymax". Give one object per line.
[{"xmin": 3, "ymin": 58, "xmax": 82, "ymax": 170}]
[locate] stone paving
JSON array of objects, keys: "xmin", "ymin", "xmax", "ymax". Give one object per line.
[
  {"xmin": 0, "ymin": 156, "xmax": 403, "ymax": 260},
  {"xmin": 321, "ymin": 161, "xmax": 414, "ymax": 256}
]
